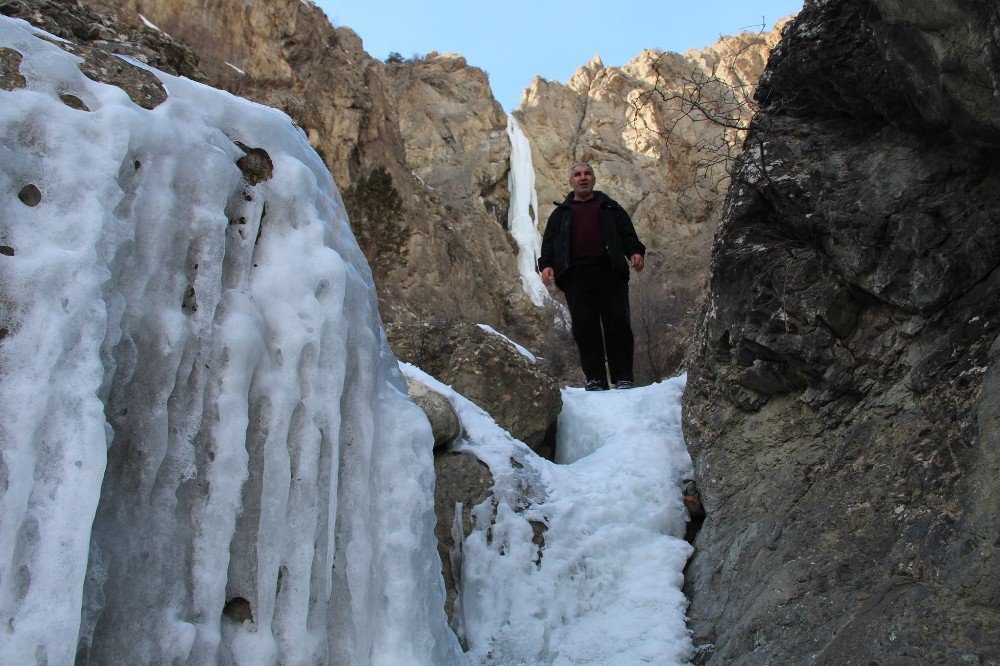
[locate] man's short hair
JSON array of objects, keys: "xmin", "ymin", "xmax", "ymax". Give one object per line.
[{"xmin": 569, "ymin": 162, "xmax": 593, "ymax": 178}]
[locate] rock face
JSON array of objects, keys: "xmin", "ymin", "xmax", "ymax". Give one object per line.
[
  {"xmin": 407, "ymin": 376, "xmax": 462, "ymax": 449},
  {"xmin": 682, "ymin": 1, "xmax": 1000, "ymax": 663},
  {"xmin": 0, "ymin": 0, "xmax": 201, "ymax": 80},
  {"xmin": 77, "ymin": 0, "xmax": 546, "ymax": 339},
  {"xmin": 516, "ymin": 27, "xmax": 785, "ymax": 378},
  {"xmin": 433, "ymin": 451, "xmax": 493, "ymax": 628},
  {"xmin": 388, "ymin": 319, "xmax": 561, "ymax": 457}
]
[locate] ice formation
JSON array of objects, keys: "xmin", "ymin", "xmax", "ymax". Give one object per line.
[
  {"xmin": 0, "ymin": 17, "xmax": 459, "ymax": 664},
  {"xmin": 404, "ymin": 365, "xmax": 695, "ymax": 665},
  {"xmin": 506, "ymin": 113, "xmax": 549, "ymax": 308}
]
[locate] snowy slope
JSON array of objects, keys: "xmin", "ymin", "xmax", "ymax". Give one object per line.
[
  {"xmin": 404, "ymin": 365, "xmax": 695, "ymax": 665},
  {"xmin": 0, "ymin": 16, "xmax": 459, "ymax": 664}
]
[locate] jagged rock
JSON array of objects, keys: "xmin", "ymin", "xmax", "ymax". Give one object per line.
[
  {"xmin": 682, "ymin": 1, "xmax": 1000, "ymax": 663},
  {"xmin": 516, "ymin": 27, "xmax": 786, "ymax": 379},
  {"xmin": 0, "ymin": 46, "xmax": 25, "ymax": 89},
  {"xmin": 233, "ymin": 142, "xmax": 273, "ymax": 185},
  {"xmin": 406, "ymin": 376, "xmax": 461, "ymax": 449},
  {"xmin": 433, "ymin": 451, "xmax": 493, "ymax": 626},
  {"xmin": 384, "ymin": 51, "xmax": 511, "ymax": 227},
  {"xmin": 387, "ymin": 319, "xmax": 560, "ymax": 455}
]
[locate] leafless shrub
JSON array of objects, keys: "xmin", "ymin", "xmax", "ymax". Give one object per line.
[{"xmin": 627, "ymin": 21, "xmax": 782, "ymax": 205}]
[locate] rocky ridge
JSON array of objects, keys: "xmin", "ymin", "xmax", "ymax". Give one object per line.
[{"xmin": 682, "ymin": 0, "xmax": 1000, "ymax": 662}]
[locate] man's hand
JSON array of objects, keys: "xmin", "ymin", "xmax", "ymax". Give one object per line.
[
  {"xmin": 541, "ymin": 266, "xmax": 554, "ymax": 285},
  {"xmin": 629, "ymin": 254, "xmax": 645, "ymax": 272}
]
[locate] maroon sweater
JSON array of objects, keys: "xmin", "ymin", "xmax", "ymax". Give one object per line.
[{"xmin": 569, "ymin": 197, "xmax": 606, "ymax": 262}]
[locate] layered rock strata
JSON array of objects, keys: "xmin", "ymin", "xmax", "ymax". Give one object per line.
[{"xmin": 682, "ymin": 0, "xmax": 1000, "ymax": 663}]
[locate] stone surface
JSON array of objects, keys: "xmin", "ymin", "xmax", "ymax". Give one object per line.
[
  {"xmin": 516, "ymin": 26, "xmax": 786, "ymax": 379},
  {"xmin": 387, "ymin": 319, "xmax": 561, "ymax": 455},
  {"xmin": 407, "ymin": 376, "xmax": 461, "ymax": 449},
  {"xmin": 433, "ymin": 450, "xmax": 493, "ymax": 626},
  {"xmin": 682, "ymin": 1, "xmax": 1000, "ymax": 663},
  {"xmin": 0, "ymin": 0, "xmax": 202, "ymax": 80},
  {"xmin": 0, "ymin": 45, "xmax": 25, "ymax": 90}
]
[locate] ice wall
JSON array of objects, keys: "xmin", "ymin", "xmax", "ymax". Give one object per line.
[
  {"xmin": 506, "ymin": 114, "xmax": 549, "ymax": 307},
  {"xmin": 0, "ymin": 17, "xmax": 459, "ymax": 664}
]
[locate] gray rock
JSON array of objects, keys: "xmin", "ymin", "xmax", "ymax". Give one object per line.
[
  {"xmin": 682, "ymin": 1, "xmax": 1000, "ymax": 663},
  {"xmin": 0, "ymin": 0, "xmax": 203, "ymax": 80},
  {"xmin": 0, "ymin": 46, "xmax": 25, "ymax": 90},
  {"xmin": 388, "ymin": 319, "xmax": 561, "ymax": 457},
  {"xmin": 406, "ymin": 376, "xmax": 461, "ymax": 449}
]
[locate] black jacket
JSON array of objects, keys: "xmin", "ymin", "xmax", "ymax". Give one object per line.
[{"xmin": 538, "ymin": 191, "xmax": 645, "ymax": 286}]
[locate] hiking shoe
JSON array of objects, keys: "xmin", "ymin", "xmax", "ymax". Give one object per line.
[
  {"xmin": 615, "ymin": 380, "xmax": 635, "ymax": 390},
  {"xmin": 584, "ymin": 379, "xmax": 609, "ymax": 391}
]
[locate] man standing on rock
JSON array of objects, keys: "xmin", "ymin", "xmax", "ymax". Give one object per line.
[{"xmin": 538, "ymin": 162, "xmax": 645, "ymax": 391}]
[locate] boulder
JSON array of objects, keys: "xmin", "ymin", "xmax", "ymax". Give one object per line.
[
  {"xmin": 406, "ymin": 376, "xmax": 461, "ymax": 449},
  {"xmin": 388, "ymin": 319, "xmax": 560, "ymax": 456}
]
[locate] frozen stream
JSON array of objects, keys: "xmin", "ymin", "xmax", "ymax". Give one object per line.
[{"xmin": 406, "ymin": 366, "xmax": 696, "ymax": 665}]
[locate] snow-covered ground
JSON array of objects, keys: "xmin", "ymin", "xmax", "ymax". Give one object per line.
[{"xmin": 406, "ymin": 366, "xmax": 695, "ymax": 665}]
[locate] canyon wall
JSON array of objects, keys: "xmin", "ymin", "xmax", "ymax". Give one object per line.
[
  {"xmin": 78, "ymin": 0, "xmax": 545, "ymax": 338},
  {"xmin": 682, "ymin": 0, "xmax": 1000, "ymax": 662},
  {"xmin": 75, "ymin": 0, "xmax": 785, "ymax": 376},
  {"xmin": 516, "ymin": 25, "xmax": 786, "ymax": 377}
]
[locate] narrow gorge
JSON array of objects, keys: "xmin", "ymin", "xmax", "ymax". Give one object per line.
[{"xmin": 0, "ymin": 0, "xmax": 997, "ymax": 664}]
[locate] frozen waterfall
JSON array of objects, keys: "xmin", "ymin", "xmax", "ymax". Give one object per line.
[
  {"xmin": 506, "ymin": 114, "xmax": 549, "ymax": 308},
  {"xmin": 0, "ymin": 17, "xmax": 459, "ymax": 664}
]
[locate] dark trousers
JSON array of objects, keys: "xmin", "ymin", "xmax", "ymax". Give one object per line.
[{"xmin": 559, "ymin": 262, "xmax": 634, "ymax": 386}]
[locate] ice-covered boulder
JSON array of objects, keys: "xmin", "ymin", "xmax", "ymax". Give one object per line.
[{"xmin": 0, "ymin": 15, "xmax": 458, "ymax": 664}]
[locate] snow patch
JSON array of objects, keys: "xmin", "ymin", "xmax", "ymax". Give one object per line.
[{"xmin": 476, "ymin": 323, "xmax": 537, "ymax": 362}]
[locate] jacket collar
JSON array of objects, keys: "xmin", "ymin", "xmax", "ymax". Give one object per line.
[{"xmin": 555, "ymin": 190, "xmax": 611, "ymax": 208}]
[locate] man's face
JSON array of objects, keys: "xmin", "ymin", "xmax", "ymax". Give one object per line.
[{"xmin": 570, "ymin": 165, "xmax": 595, "ymax": 199}]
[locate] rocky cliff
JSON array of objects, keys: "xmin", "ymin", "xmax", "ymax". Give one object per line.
[
  {"xmin": 516, "ymin": 26, "xmax": 785, "ymax": 378},
  {"xmin": 77, "ymin": 0, "xmax": 546, "ymax": 339},
  {"xmin": 682, "ymin": 0, "xmax": 1000, "ymax": 662},
  {"xmin": 73, "ymin": 0, "xmax": 787, "ymax": 380}
]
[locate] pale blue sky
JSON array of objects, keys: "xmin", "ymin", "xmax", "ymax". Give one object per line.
[{"xmin": 315, "ymin": 1, "xmax": 803, "ymax": 111}]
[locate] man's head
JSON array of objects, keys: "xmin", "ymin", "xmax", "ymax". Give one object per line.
[{"xmin": 569, "ymin": 162, "xmax": 595, "ymax": 200}]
